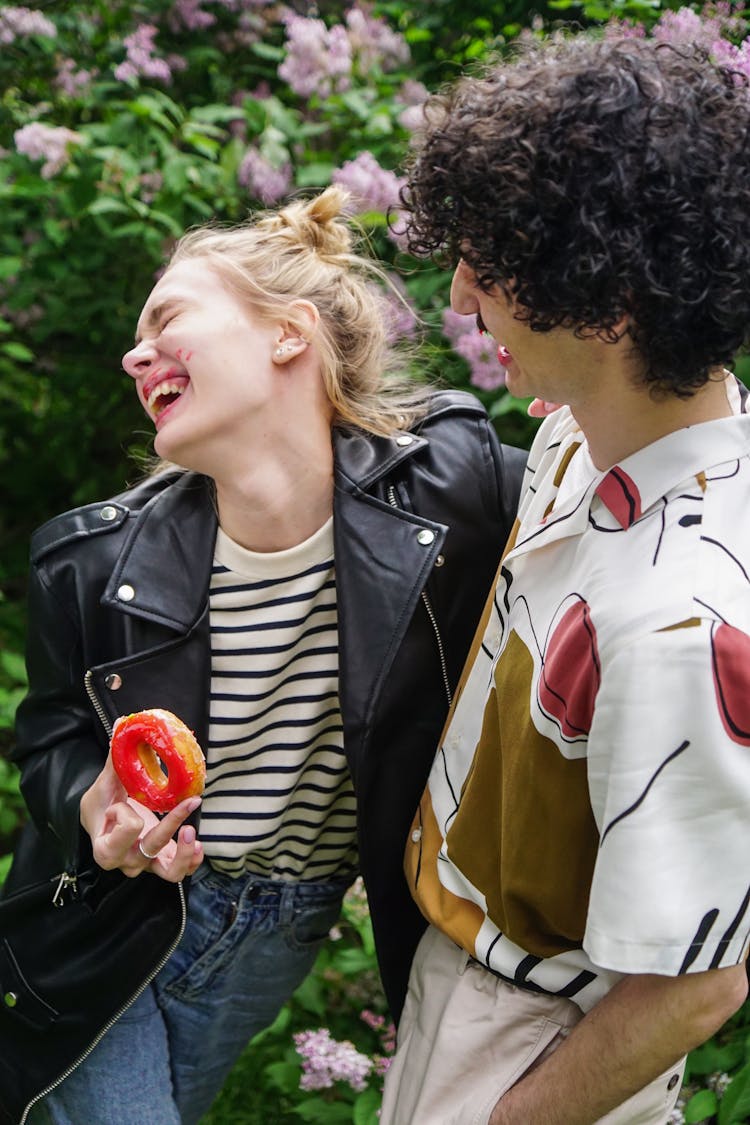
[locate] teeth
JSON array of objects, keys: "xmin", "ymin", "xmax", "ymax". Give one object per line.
[{"xmin": 147, "ymin": 381, "xmax": 186, "ymax": 412}]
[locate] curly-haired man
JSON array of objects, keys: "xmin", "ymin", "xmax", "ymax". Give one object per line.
[{"xmin": 380, "ymin": 34, "xmax": 750, "ymax": 1125}]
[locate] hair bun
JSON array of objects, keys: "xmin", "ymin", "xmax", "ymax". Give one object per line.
[{"xmin": 272, "ymin": 186, "xmax": 354, "ymax": 259}]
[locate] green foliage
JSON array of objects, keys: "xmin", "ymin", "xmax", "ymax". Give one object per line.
[{"xmin": 1, "ymin": 2, "xmax": 749, "ymax": 1122}]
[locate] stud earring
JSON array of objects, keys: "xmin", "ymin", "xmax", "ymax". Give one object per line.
[{"xmin": 275, "ymin": 345, "xmax": 287, "ymax": 357}]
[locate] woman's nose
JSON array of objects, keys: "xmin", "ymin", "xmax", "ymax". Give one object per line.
[
  {"xmin": 450, "ymin": 259, "xmax": 480, "ymax": 315},
  {"xmin": 122, "ymin": 340, "xmax": 156, "ymax": 379}
]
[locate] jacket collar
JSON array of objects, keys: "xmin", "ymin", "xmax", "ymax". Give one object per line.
[
  {"xmin": 101, "ymin": 472, "xmax": 217, "ymax": 633},
  {"xmin": 99, "ymin": 423, "xmax": 433, "ymax": 634}
]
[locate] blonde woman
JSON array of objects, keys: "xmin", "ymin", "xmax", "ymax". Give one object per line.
[{"xmin": 3, "ymin": 188, "xmax": 525, "ymax": 1124}]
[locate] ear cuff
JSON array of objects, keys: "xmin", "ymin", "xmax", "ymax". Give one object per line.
[{"xmin": 275, "ymin": 337, "xmax": 309, "ymax": 358}]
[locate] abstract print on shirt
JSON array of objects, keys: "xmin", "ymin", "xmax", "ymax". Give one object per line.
[{"xmin": 408, "ymin": 380, "xmax": 750, "ymax": 1013}]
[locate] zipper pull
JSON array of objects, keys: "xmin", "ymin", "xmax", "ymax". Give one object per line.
[{"xmin": 51, "ymin": 871, "xmax": 78, "ymax": 907}]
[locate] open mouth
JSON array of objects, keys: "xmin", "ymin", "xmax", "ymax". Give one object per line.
[{"xmin": 147, "ymin": 376, "xmax": 189, "ymax": 418}]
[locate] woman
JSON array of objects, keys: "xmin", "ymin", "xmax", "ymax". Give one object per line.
[{"xmin": 2, "ymin": 187, "xmax": 525, "ymax": 1124}]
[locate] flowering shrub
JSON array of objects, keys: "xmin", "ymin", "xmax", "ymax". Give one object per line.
[{"xmin": 1, "ymin": 3, "xmax": 749, "ymax": 1122}]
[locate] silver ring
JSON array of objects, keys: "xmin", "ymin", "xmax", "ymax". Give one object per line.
[{"xmin": 138, "ymin": 839, "xmax": 160, "ymax": 861}]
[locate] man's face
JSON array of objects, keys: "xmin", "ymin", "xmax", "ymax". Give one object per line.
[{"xmin": 450, "ymin": 260, "xmax": 604, "ymax": 408}]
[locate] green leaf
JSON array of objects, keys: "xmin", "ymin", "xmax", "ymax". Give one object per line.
[
  {"xmin": 295, "ymin": 163, "xmax": 334, "ymax": 188},
  {"xmin": 0, "ymin": 342, "xmax": 34, "ymax": 362},
  {"xmin": 294, "ymin": 1099, "xmax": 355, "ymax": 1122},
  {"xmin": 719, "ymin": 1063, "xmax": 750, "ymax": 1125},
  {"xmin": 684, "ymin": 1088, "xmax": 718, "ymax": 1123},
  {"xmin": 0, "ymin": 257, "xmax": 22, "ymax": 280},
  {"xmin": 490, "ymin": 392, "xmax": 531, "ymax": 417},
  {"xmin": 353, "ymin": 1085, "xmax": 382, "ymax": 1125},
  {"xmin": 265, "ymin": 1059, "xmax": 302, "ymax": 1094},
  {"xmin": 0, "ymin": 650, "xmax": 26, "ymax": 683}
]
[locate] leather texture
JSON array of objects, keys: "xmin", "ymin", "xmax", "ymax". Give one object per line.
[{"xmin": 0, "ymin": 390, "xmax": 526, "ymax": 1121}]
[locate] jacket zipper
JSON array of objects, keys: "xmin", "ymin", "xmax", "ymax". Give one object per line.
[
  {"xmin": 387, "ymin": 486, "xmax": 452, "ymax": 708},
  {"xmin": 20, "ymin": 676, "xmax": 188, "ymax": 1124}
]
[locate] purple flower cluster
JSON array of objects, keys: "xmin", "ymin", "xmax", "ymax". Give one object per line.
[
  {"xmin": 279, "ymin": 14, "xmax": 353, "ymax": 98},
  {"xmin": 279, "ymin": 6, "xmax": 410, "ymax": 100},
  {"xmin": 396, "ymin": 79, "xmax": 430, "ymax": 132},
  {"xmin": 345, "ymin": 4, "xmax": 410, "ymax": 73},
  {"xmin": 167, "ymin": 0, "xmax": 216, "ymax": 34},
  {"xmin": 294, "ymin": 1027, "xmax": 373, "ymax": 1093},
  {"xmin": 114, "ymin": 24, "xmax": 187, "ymax": 85},
  {"xmin": 14, "ymin": 122, "xmax": 83, "ymax": 179},
  {"xmin": 237, "ymin": 146, "xmax": 292, "ymax": 204},
  {"xmin": 54, "ymin": 58, "xmax": 96, "ymax": 98},
  {"xmin": 0, "ymin": 6, "xmax": 56, "ymax": 43},
  {"xmin": 332, "ymin": 151, "xmax": 405, "ymax": 214},
  {"xmin": 607, "ymin": 4, "xmax": 750, "ymax": 80},
  {"xmin": 442, "ymin": 309, "xmax": 506, "ymax": 392}
]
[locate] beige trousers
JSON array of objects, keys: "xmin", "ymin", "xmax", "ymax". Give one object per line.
[{"xmin": 380, "ymin": 925, "xmax": 685, "ymax": 1125}]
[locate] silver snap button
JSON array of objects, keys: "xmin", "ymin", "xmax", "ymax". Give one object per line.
[
  {"xmin": 104, "ymin": 673, "xmax": 122, "ymax": 691},
  {"xmin": 117, "ymin": 584, "xmax": 135, "ymax": 602},
  {"xmin": 417, "ymin": 529, "xmax": 435, "ymax": 546},
  {"xmin": 100, "ymin": 505, "xmax": 118, "ymax": 522},
  {"xmin": 395, "ymin": 435, "xmax": 413, "ymax": 446},
  {"xmin": 411, "ymin": 828, "xmax": 422, "ymax": 843},
  {"xmin": 434, "ymin": 553, "xmax": 445, "ymax": 568},
  {"xmin": 3, "ymin": 992, "xmax": 17, "ymax": 1008}
]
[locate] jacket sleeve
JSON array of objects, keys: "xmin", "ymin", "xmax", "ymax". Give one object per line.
[
  {"xmin": 12, "ymin": 561, "xmax": 105, "ymax": 869},
  {"xmin": 487, "ymin": 424, "xmax": 528, "ymax": 540}
]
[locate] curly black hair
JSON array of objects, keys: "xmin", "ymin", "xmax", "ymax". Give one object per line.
[{"xmin": 401, "ymin": 34, "xmax": 750, "ymax": 395}]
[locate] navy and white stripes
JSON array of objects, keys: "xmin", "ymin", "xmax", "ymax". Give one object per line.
[{"xmin": 200, "ymin": 521, "xmax": 357, "ymax": 882}]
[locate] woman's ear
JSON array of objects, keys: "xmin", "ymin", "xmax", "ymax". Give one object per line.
[{"xmin": 272, "ymin": 300, "xmax": 320, "ymax": 365}]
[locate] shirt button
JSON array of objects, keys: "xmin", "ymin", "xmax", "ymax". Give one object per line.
[
  {"xmin": 411, "ymin": 828, "xmax": 423, "ymax": 843},
  {"xmin": 100, "ymin": 505, "xmax": 118, "ymax": 522},
  {"xmin": 417, "ymin": 529, "xmax": 435, "ymax": 546},
  {"xmin": 117, "ymin": 584, "xmax": 135, "ymax": 602}
]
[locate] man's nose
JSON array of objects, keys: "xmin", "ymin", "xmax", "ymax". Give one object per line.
[{"xmin": 450, "ymin": 259, "xmax": 479, "ymax": 315}]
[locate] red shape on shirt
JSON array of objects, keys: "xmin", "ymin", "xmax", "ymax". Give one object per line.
[
  {"xmin": 711, "ymin": 622, "xmax": 750, "ymax": 746},
  {"xmin": 538, "ymin": 599, "xmax": 601, "ymax": 739},
  {"xmin": 595, "ymin": 467, "xmax": 643, "ymax": 529}
]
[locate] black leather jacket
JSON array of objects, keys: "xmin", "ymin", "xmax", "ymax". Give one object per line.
[{"xmin": 2, "ymin": 390, "xmax": 526, "ymax": 1119}]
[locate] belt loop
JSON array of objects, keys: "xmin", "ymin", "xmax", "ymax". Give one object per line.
[{"xmin": 278, "ymin": 881, "xmax": 295, "ymax": 926}]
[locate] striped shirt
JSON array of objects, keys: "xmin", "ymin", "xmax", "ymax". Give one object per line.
[{"xmin": 200, "ymin": 519, "xmax": 358, "ymax": 881}]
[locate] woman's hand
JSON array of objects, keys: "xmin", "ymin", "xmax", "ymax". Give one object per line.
[{"xmin": 80, "ymin": 754, "xmax": 203, "ymax": 881}]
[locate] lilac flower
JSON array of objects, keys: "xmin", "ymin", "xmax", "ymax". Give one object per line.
[
  {"xmin": 443, "ymin": 309, "xmax": 506, "ymax": 392},
  {"xmin": 345, "ymin": 4, "xmax": 410, "ymax": 73},
  {"xmin": 382, "ymin": 289, "xmax": 418, "ymax": 343},
  {"xmin": 0, "ymin": 6, "xmax": 56, "ymax": 43},
  {"xmin": 167, "ymin": 0, "xmax": 216, "ymax": 33},
  {"xmin": 54, "ymin": 58, "xmax": 96, "ymax": 98},
  {"xmin": 114, "ymin": 24, "xmax": 187, "ymax": 85},
  {"xmin": 139, "ymin": 171, "xmax": 164, "ymax": 204},
  {"xmin": 238, "ymin": 147, "xmax": 292, "ymax": 204},
  {"xmin": 294, "ymin": 1028, "xmax": 373, "ymax": 1093},
  {"xmin": 14, "ymin": 122, "xmax": 83, "ymax": 179},
  {"xmin": 396, "ymin": 79, "xmax": 429, "ymax": 132},
  {"xmin": 279, "ymin": 15, "xmax": 352, "ymax": 98},
  {"xmin": 332, "ymin": 151, "xmax": 405, "ymax": 214}
]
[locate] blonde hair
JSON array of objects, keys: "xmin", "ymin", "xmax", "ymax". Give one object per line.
[{"xmin": 166, "ymin": 186, "xmax": 431, "ymax": 436}]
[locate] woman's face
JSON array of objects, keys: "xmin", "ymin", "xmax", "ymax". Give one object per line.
[{"xmin": 122, "ymin": 258, "xmax": 286, "ymax": 471}]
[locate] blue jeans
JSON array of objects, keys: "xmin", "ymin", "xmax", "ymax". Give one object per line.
[{"xmin": 31, "ymin": 863, "xmax": 351, "ymax": 1125}]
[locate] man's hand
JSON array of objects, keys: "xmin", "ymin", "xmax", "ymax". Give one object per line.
[
  {"xmin": 488, "ymin": 963, "xmax": 748, "ymax": 1125},
  {"xmin": 80, "ymin": 754, "xmax": 203, "ymax": 882}
]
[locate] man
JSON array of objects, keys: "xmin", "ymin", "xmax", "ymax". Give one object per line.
[{"xmin": 381, "ymin": 34, "xmax": 750, "ymax": 1125}]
